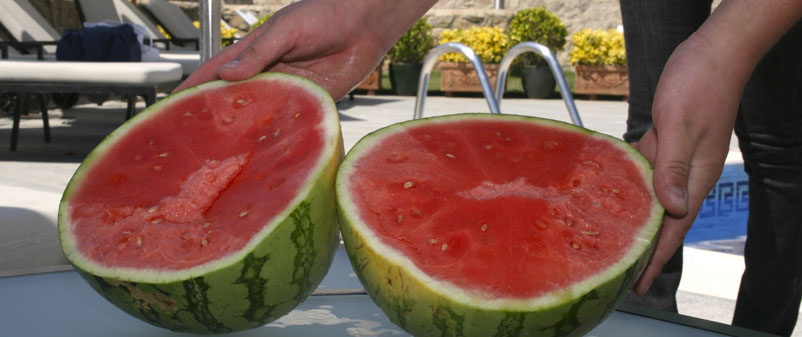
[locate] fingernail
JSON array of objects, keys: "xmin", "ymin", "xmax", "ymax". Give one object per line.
[
  {"xmin": 222, "ymin": 59, "xmax": 240, "ymax": 69},
  {"xmin": 670, "ymin": 186, "xmax": 688, "ymax": 211}
]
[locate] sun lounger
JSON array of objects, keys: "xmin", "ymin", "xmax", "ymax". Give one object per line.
[
  {"xmin": 0, "ymin": 0, "xmax": 201, "ymax": 77},
  {"xmin": 140, "ymin": 0, "xmax": 200, "ymax": 42},
  {"xmin": 0, "ymin": 60, "xmax": 182, "ymax": 151},
  {"xmin": 139, "ymin": 0, "xmax": 240, "ymax": 47},
  {"xmin": 0, "ymin": 0, "xmax": 60, "ymax": 59},
  {"xmin": 73, "ymin": 0, "xmax": 205, "ymax": 76},
  {"xmin": 75, "ymin": 0, "xmax": 199, "ymax": 51}
]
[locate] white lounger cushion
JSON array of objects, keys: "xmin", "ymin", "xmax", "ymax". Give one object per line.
[
  {"xmin": 0, "ymin": 61, "xmax": 182, "ymax": 84},
  {"xmin": 3, "ymin": 48, "xmax": 198, "ymax": 77},
  {"xmin": 148, "ymin": 51, "xmax": 201, "ymax": 76}
]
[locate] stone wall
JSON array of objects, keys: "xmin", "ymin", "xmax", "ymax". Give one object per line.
[
  {"xmin": 427, "ymin": 0, "xmax": 623, "ymax": 32},
  {"xmin": 32, "ymin": 0, "xmax": 626, "ymax": 65},
  {"xmin": 211, "ymin": 0, "xmax": 623, "ymax": 64}
]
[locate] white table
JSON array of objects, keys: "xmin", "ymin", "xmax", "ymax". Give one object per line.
[{"xmin": 0, "ymin": 246, "xmax": 771, "ymax": 337}]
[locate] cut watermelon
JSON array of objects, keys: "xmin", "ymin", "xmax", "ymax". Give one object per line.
[
  {"xmin": 58, "ymin": 73, "xmax": 342, "ymax": 333},
  {"xmin": 336, "ymin": 113, "xmax": 663, "ymax": 337}
]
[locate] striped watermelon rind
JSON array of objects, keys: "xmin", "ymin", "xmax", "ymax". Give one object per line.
[
  {"xmin": 336, "ymin": 113, "xmax": 663, "ymax": 337},
  {"xmin": 57, "ymin": 73, "xmax": 342, "ymax": 333}
]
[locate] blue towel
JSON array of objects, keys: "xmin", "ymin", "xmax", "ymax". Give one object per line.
[{"xmin": 56, "ymin": 24, "xmax": 141, "ymax": 62}]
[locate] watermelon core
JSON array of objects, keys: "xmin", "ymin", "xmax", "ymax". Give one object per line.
[{"xmin": 59, "ymin": 73, "xmax": 342, "ymax": 333}]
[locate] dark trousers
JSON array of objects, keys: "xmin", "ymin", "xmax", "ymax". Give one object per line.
[{"xmin": 619, "ymin": 0, "xmax": 802, "ymax": 335}]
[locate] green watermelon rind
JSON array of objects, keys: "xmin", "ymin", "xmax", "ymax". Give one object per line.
[
  {"xmin": 336, "ymin": 113, "xmax": 663, "ymax": 337},
  {"xmin": 57, "ymin": 72, "xmax": 343, "ymax": 333}
]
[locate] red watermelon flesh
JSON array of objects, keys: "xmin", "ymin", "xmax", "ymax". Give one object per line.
[
  {"xmin": 347, "ymin": 119, "xmax": 653, "ymax": 299},
  {"xmin": 68, "ymin": 79, "xmax": 324, "ymax": 270}
]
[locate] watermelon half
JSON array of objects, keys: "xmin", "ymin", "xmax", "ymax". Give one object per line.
[
  {"xmin": 58, "ymin": 73, "xmax": 342, "ymax": 333},
  {"xmin": 336, "ymin": 113, "xmax": 663, "ymax": 337}
]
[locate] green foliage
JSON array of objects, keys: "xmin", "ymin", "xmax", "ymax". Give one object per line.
[
  {"xmin": 569, "ymin": 29, "xmax": 626, "ymax": 66},
  {"xmin": 249, "ymin": 13, "xmax": 273, "ymax": 32},
  {"xmin": 438, "ymin": 27, "xmax": 509, "ymax": 64},
  {"xmin": 505, "ymin": 7, "xmax": 567, "ymax": 66},
  {"xmin": 389, "ymin": 18, "xmax": 435, "ymax": 64}
]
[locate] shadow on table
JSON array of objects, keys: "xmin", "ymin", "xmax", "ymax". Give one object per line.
[
  {"xmin": 0, "ymin": 206, "xmax": 71, "ymax": 278},
  {"xmin": 0, "ymin": 102, "xmax": 129, "ymax": 163}
]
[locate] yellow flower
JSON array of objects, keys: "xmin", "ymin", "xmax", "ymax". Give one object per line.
[
  {"xmin": 438, "ymin": 27, "xmax": 509, "ymax": 64},
  {"xmin": 569, "ymin": 29, "xmax": 626, "ymax": 66},
  {"xmin": 192, "ymin": 21, "xmax": 240, "ymax": 46},
  {"xmin": 158, "ymin": 25, "xmax": 171, "ymax": 39}
]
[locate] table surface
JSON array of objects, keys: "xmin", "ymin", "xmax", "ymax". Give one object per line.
[{"xmin": 0, "ymin": 246, "xmax": 771, "ymax": 337}]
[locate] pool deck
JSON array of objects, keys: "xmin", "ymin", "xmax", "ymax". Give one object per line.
[{"xmin": 0, "ymin": 94, "xmax": 796, "ymax": 335}]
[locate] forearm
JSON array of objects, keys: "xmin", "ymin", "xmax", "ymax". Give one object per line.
[
  {"xmin": 632, "ymin": 0, "xmax": 802, "ymax": 294},
  {"xmin": 349, "ymin": 0, "xmax": 440, "ymax": 52},
  {"xmin": 175, "ymin": 0, "xmax": 438, "ymax": 95},
  {"xmin": 652, "ymin": 0, "xmax": 802, "ymax": 155},
  {"xmin": 693, "ymin": 0, "xmax": 802, "ymax": 88}
]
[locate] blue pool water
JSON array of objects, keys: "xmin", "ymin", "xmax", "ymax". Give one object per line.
[{"xmin": 683, "ymin": 163, "xmax": 748, "ymax": 253}]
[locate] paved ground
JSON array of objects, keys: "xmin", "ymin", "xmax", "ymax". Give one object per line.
[{"xmin": 0, "ymin": 94, "xmax": 797, "ymax": 336}]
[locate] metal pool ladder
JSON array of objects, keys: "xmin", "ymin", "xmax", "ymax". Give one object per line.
[{"xmin": 412, "ymin": 41, "xmax": 583, "ymax": 127}]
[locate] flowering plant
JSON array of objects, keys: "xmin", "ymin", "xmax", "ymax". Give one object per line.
[
  {"xmin": 438, "ymin": 27, "xmax": 509, "ymax": 64},
  {"xmin": 505, "ymin": 7, "xmax": 567, "ymax": 66},
  {"xmin": 569, "ymin": 29, "xmax": 626, "ymax": 66},
  {"xmin": 249, "ymin": 14, "xmax": 273, "ymax": 32},
  {"xmin": 388, "ymin": 18, "xmax": 435, "ymax": 64},
  {"xmin": 189, "ymin": 21, "xmax": 240, "ymax": 46}
]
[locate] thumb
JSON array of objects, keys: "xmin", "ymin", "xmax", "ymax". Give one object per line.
[
  {"xmin": 171, "ymin": 22, "xmax": 273, "ymax": 93},
  {"xmin": 648, "ymin": 128, "xmax": 691, "ymax": 217}
]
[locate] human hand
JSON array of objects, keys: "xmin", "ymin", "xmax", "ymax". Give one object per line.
[
  {"xmin": 630, "ymin": 0, "xmax": 802, "ymax": 295},
  {"xmin": 174, "ymin": 0, "xmax": 385, "ymax": 99},
  {"xmin": 174, "ymin": 0, "xmax": 436, "ymax": 101},
  {"xmin": 631, "ymin": 35, "xmax": 741, "ymax": 295}
]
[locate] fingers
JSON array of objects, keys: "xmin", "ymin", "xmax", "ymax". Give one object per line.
[
  {"xmin": 643, "ymin": 127, "xmax": 691, "ymax": 217},
  {"xmin": 217, "ymin": 29, "xmax": 291, "ymax": 82},
  {"xmin": 630, "ymin": 127, "xmax": 694, "ymax": 294},
  {"xmin": 172, "ymin": 37, "xmax": 256, "ymax": 93},
  {"xmin": 172, "ymin": 16, "xmax": 290, "ymax": 93},
  {"xmin": 214, "ymin": 9, "xmax": 302, "ymax": 82},
  {"xmin": 631, "ymin": 124, "xmax": 725, "ymax": 294},
  {"xmin": 633, "ymin": 214, "xmax": 691, "ymax": 294}
]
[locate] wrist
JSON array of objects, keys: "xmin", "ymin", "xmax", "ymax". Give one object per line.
[
  {"xmin": 346, "ymin": 0, "xmax": 438, "ymax": 50},
  {"xmin": 693, "ymin": 0, "xmax": 802, "ymax": 85}
]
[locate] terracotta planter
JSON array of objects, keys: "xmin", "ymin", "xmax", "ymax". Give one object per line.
[
  {"xmin": 355, "ymin": 66, "xmax": 382, "ymax": 95},
  {"xmin": 574, "ymin": 65, "xmax": 629, "ymax": 97},
  {"xmin": 439, "ymin": 62, "xmax": 501, "ymax": 96}
]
